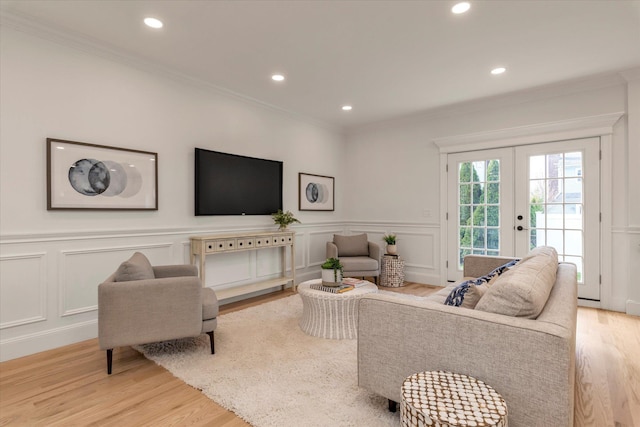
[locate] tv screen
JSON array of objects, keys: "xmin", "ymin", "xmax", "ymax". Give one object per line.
[{"xmin": 195, "ymin": 148, "xmax": 283, "ymax": 216}]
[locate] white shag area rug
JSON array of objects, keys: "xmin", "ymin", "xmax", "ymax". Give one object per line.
[{"xmin": 137, "ymin": 294, "xmax": 401, "ymax": 427}]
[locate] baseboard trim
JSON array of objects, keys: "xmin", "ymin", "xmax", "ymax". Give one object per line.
[
  {"xmin": 626, "ymin": 300, "xmax": 640, "ymax": 317},
  {"xmin": 404, "ymin": 272, "xmax": 441, "ymax": 287},
  {"xmin": 0, "ymin": 320, "xmax": 97, "ymax": 362}
]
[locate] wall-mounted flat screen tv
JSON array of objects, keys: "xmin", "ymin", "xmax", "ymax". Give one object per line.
[{"xmin": 195, "ymin": 148, "xmax": 283, "ymax": 216}]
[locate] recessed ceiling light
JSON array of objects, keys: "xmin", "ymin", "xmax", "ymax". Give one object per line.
[
  {"xmin": 452, "ymin": 2, "xmax": 471, "ymax": 14},
  {"xmin": 342, "ymin": 105, "xmax": 352, "ymax": 111},
  {"xmin": 272, "ymin": 74, "xmax": 285, "ymax": 82},
  {"xmin": 491, "ymin": 67, "xmax": 506, "ymax": 75},
  {"xmin": 144, "ymin": 17, "xmax": 163, "ymax": 29}
]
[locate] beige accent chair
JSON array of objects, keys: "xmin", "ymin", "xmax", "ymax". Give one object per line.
[
  {"xmin": 98, "ymin": 252, "xmax": 218, "ymax": 374},
  {"xmin": 326, "ymin": 234, "xmax": 382, "ymax": 284}
]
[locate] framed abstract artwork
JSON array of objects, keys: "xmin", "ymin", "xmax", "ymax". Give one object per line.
[
  {"xmin": 298, "ymin": 172, "xmax": 334, "ymax": 211},
  {"xmin": 47, "ymin": 138, "xmax": 158, "ymax": 210}
]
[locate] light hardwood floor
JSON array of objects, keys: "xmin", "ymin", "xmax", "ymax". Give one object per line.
[{"xmin": 1, "ymin": 283, "xmax": 638, "ymax": 426}]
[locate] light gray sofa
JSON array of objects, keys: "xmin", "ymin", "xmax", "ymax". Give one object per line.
[{"xmin": 358, "ymin": 252, "xmax": 577, "ymax": 427}]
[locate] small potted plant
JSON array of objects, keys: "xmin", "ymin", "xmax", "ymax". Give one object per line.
[
  {"xmin": 383, "ymin": 234, "xmax": 397, "ymax": 255},
  {"xmin": 321, "ymin": 257, "xmax": 344, "ymax": 286},
  {"xmin": 271, "ymin": 209, "xmax": 301, "ymax": 231}
]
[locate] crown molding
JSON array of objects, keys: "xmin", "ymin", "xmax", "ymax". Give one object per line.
[
  {"xmin": 0, "ymin": 10, "xmax": 341, "ymax": 134},
  {"xmin": 433, "ymin": 112, "xmax": 625, "ymax": 153}
]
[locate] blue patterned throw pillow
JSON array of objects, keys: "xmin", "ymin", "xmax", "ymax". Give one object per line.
[
  {"xmin": 444, "ymin": 259, "xmax": 520, "ymax": 308},
  {"xmin": 444, "ymin": 279, "xmax": 477, "ymax": 307}
]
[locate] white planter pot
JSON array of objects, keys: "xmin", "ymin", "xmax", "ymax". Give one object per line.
[
  {"xmin": 321, "ymin": 268, "xmax": 343, "ymax": 286},
  {"xmin": 387, "ymin": 244, "xmax": 397, "ymax": 255}
]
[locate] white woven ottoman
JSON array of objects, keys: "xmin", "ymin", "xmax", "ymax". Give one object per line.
[
  {"xmin": 297, "ymin": 279, "xmax": 377, "ymax": 339},
  {"xmin": 401, "ymin": 371, "xmax": 508, "ymax": 427}
]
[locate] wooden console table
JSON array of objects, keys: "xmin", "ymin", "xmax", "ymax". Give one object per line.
[{"xmin": 190, "ymin": 230, "xmax": 295, "ymax": 300}]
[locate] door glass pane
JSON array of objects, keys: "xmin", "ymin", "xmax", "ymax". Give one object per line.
[
  {"xmin": 528, "ymin": 151, "xmax": 584, "ymax": 282},
  {"xmin": 487, "ymin": 206, "xmax": 499, "ymax": 226},
  {"xmin": 459, "ymin": 162, "xmax": 473, "ymax": 183},
  {"xmin": 457, "ymin": 159, "xmax": 500, "ymax": 268}
]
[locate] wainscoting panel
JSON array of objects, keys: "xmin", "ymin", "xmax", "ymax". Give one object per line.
[
  {"xmin": 346, "ymin": 223, "xmax": 440, "ymax": 285},
  {"xmin": 294, "ymin": 231, "xmax": 306, "ymax": 270},
  {"xmin": 0, "ymin": 253, "xmax": 47, "ymax": 329},
  {"xmin": 204, "ymin": 250, "xmax": 254, "ymax": 288},
  {"xmin": 394, "ymin": 231, "xmax": 436, "ymax": 270},
  {"xmin": 59, "ymin": 244, "xmax": 173, "ymax": 317},
  {"xmin": 307, "ymin": 229, "xmax": 345, "ymax": 267},
  {"xmin": 0, "ymin": 221, "xmax": 440, "ymax": 361},
  {"xmin": 255, "ymin": 247, "xmax": 283, "ymax": 278}
]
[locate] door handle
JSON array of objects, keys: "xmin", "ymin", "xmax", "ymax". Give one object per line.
[{"xmin": 516, "ymin": 225, "xmax": 529, "ymax": 231}]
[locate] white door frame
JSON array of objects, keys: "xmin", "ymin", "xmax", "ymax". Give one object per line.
[{"xmin": 435, "ymin": 112, "xmax": 622, "ymax": 306}]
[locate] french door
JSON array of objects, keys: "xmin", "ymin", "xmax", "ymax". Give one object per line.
[{"xmin": 446, "ymin": 137, "xmax": 601, "ymax": 300}]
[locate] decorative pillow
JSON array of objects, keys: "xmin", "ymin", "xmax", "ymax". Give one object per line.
[
  {"xmin": 444, "ymin": 279, "xmax": 489, "ymax": 309},
  {"xmin": 333, "ymin": 234, "xmax": 369, "ymax": 257},
  {"xmin": 444, "ymin": 259, "xmax": 520, "ymax": 308},
  {"xmin": 475, "ymin": 246, "xmax": 558, "ymax": 318},
  {"xmin": 114, "ymin": 252, "xmax": 155, "ymax": 282}
]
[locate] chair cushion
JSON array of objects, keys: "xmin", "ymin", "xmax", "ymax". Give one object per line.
[
  {"xmin": 113, "ymin": 252, "xmax": 155, "ymax": 282},
  {"xmin": 202, "ymin": 287, "xmax": 219, "ymax": 320},
  {"xmin": 340, "ymin": 256, "xmax": 378, "ymax": 272},
  {"xmin": 333, "ymin": 234, "xmax": 369, "ymax": 257},
  {"xmin": 475, "ymin": 246, "xmax": 558, "ymax": 318}
]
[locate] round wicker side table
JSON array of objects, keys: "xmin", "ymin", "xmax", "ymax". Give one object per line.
[
  {"xmin": 297, "ymin": 279, "xmax": 378, "ymax": 339},
  {"xmin": 401, "ymin": 371, "xmax": 508, "ymax": 427},
  {"xmin": 380, "ymin": 255, "xmax": 405, "ymax": 287}
]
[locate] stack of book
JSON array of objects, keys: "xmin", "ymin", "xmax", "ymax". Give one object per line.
[
  {"xmin": 341, "ymin": 277, "xmax": 368, "ymax": 288},
  {"xmin": 310, "ymin": 283, "xmax": 354, "ymax": 293},
  {"xmin": 310, "ymin": 278, "xmax": 369, "ymax": 294}
]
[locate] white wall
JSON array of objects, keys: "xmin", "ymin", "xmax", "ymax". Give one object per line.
[
  {"xmin": 345, "ymin": 75, "xmax": 635, "ymax": 313},
  {"xmin": 622, "ymin": 70, "xmax": 640, "ymax": 316},
  {"xmin": 2, "ymin": 21, "xmax": 638, "ymax": 362},
  {"xmin": 0, "ymin": 25, "xmax": 348, "ymax": 361}
]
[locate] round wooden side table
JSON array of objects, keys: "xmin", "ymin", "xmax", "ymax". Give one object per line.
[
  {"xmin": 401, "ymin": 371, "xmax": 508, "ymax": 427},
  {"xmin": 380, "ymin": 255, "xmax": 405, "ymax": 287}
]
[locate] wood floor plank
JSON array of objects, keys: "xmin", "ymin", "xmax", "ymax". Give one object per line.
[{"xmin": 1, "ymin": 284, "xmax": 638, "ymax": 426}]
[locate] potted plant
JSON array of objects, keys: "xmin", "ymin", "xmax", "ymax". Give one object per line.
[
  {"xmin": 271, "ymin": 209, "xmax": 301, "ymax": 231},
  {"xmin": 321, "ymin": 257, "xmax": 344, "ymax": 286},
  {"xmin": 383, "ymin": 234, "xmax": 397, "ymax": 255}
]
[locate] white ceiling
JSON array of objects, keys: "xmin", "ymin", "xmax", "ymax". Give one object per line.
[{"xmin": 2, "ymin": 0, "xmax": 640, "ymax": 130}]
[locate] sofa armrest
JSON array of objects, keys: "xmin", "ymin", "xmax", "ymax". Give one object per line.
[
  {"xmin": 153, "ymin": 264, "xmax": 199, "ymax": 278},
  {"xmin": 98, "ymin": 276, "xmax": 202, "ymax": 350},
  {"xmin": 463, "ymin": 255, "xmax": 518, "ymax": 277},
  {"xmin": 358, "ymin": 294, "xmax": 574, "ymax": 426},
  {"xmin": 368, "ymin": 241, "xmax": 382, "ymax": 264},
  {"xmin": 326, "ymin": 241, "xmax": 338, "ymax": 259}
]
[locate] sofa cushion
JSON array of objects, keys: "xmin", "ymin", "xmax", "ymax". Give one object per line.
[
  {"xmin": 475, "ymin": 246, "xmax": 558, "ymax": 318},
  {"xmin": 333, "ymin": 234, "xmax": 369, "ymax": 257},
  {"xmin": 114, "ymin": 252, "xmax": 155, "ymax": 282}
]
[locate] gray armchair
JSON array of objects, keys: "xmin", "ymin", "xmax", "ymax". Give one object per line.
[
  {"xmin": 98, "ymin": 252, "xmax": 218, "ymax": 374},
  {"xmin": 326, "ymin": 234, "xmax": 381, "ymax": 284}
]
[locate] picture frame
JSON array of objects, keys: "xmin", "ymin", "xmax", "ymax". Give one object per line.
[
  {"xmin": 298, "ymin": 172, "xmax": 334, "ymax": 211},
  {"xmin": 47, "ymin": 138, "xmax": 158, "ymax": 210}
]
